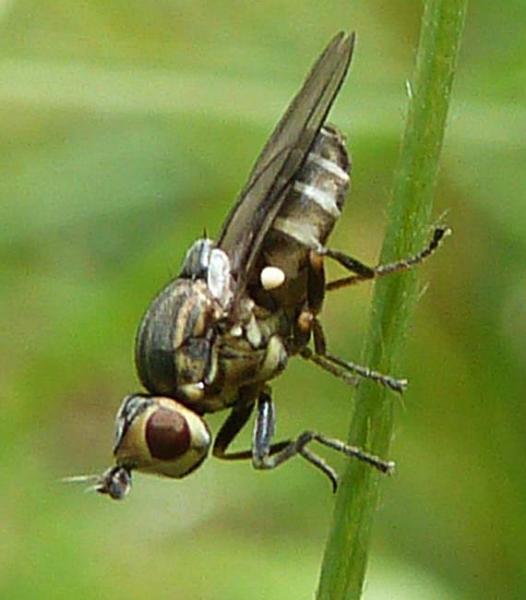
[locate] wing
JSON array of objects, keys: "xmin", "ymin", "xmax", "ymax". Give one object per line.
[{"xmin": 218, "ymin": 31, "xmax": 355, "ymax": 299}]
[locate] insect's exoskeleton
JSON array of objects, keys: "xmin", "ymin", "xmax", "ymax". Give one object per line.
[
  {"xmin": 135, "ymin": 237, "xmax": 290, "ymax": 414},
  {"xmin": 250, "ymin": 124, "xmax": 350, "ymax": 315},
  {"xmin": 95, "ymin": 394, "xmax": 212, "ymax": 500},
  {"xmin": 135, "ymin": 239, "xmax": 233, "ymax": 403}
]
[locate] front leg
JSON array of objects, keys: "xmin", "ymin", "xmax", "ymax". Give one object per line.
[
  {"xmin": 252, "ymin": 389, "xmax": 394, "ymax": 492},
  {"xmin": 213, "ymin": 388, "xmax": 289, "ymax": 461}
]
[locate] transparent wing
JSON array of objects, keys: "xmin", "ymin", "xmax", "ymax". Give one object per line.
[{"xmin": 218, "ymin": 31, "xmax": 355, "ymax": 298}]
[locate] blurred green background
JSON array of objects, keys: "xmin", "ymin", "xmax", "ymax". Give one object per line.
[{"xmin": 1, "ymin": 1, "xmax": 524, "ymax": 599}]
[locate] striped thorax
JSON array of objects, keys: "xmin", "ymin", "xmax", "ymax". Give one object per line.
[{"xmin": 135, "ymin": 239, "xmax": 289, "ymax": 414}]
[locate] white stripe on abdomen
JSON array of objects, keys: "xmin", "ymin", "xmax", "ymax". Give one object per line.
[{"xmin": 292, "ymin": 181, "xmax": 341, "ymax": 219}]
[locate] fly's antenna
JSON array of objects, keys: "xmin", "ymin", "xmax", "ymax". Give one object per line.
[{"xmin": 62, "ymin": 467, "xmax": 132, "ymax": 501}]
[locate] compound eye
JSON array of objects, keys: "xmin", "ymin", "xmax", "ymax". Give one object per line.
[{"xmin": 145, "ymin": 407, "xmax": 191, "ymax": 460}]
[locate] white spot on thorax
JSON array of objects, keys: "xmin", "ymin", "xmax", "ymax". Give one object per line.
[
  {"xmin": 229, "ymin": 324, "xmax": 243, "ymax": 337},
  {"xmin": 260, "ymin": 266, "xmax": 286, "ymax": 290},
  {"xmin": 179, "ymin": 382, "xmax": 205, "ymax": 402}
]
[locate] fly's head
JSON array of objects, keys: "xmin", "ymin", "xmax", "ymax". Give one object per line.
[{"xmin": 67, "ymin": 394, "xmax": 211, "ymax": 500}]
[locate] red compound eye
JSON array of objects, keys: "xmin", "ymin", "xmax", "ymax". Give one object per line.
[{"xmin": 145, "ymin": 408, "xmax": 191, "ymax": 460}]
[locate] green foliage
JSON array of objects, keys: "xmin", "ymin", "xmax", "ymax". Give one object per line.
[
  {"xmin": 1, "ymin": 2, "xmax": 524, "ymax": 599},
  {"xmin": 317, "ymin": 1, "xmax": 467, "ymax": 598}
]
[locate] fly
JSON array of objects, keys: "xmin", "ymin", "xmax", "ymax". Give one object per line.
[{"xmin": 70, "ymin": 32, "xmax": 449, "ymax": 499}]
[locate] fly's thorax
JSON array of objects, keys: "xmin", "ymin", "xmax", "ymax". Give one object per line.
[
  {"xmin": 194, "ymin": 304, "xmax": 288, "ymax": 411},
  {"xmin": 135, "ymin": 270, "xmax": 288, "ymax": 415},
  {"xmin": 216, "ymin": 330, "xmax": 288, "ymax": 388},
  {"xmin": 135, "ymin": 278, "xmax": 223, "ymax": 401},
  {"xmin": 113, "ymin": 394, "xmax": 211, "ymax": 479}
]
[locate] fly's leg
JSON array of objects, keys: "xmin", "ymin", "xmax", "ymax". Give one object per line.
[
  {"xmin": 213, "ymin": 393, "xmax": 289, "ymax": 460},
  {"xmin": 298, "ymin": 252, "xmax": 406, "ymax": 392},
  {"xmin": 324, "ymin": 226, "xmax": 451, "ymax": 291},
  {"xmin": 301, "ymin": 320, "xmax": 408, "ymax": 393},
  {"xmin": 252, "ymin": 389, "xmax": 394, "ymax": 492},
  {"xmin": 299, "ymin": 227, "xmax": 450, "ymax": 391},
  {"xmin": 252, "ymin": 389, "xmax": 339, "ymax": 491},
  {"xmin": 301, "ymin": 346, "xmax": 407, "ymax": 393},
  {"xmin": 306, "ymin": 251, "xmax": 325, "ymax": 314},
  {"xmin": 293, "ymin": 250, "xmax": 326, "ymax": 352}
]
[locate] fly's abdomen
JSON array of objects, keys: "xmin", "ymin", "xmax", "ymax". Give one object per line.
[
  {"xmin": 273, "ymin": 124, "xmax": 350, "ymax": 248},
  {"xmin": 252, "ymin": 125, "xmax": 350, "ymax": 310}
]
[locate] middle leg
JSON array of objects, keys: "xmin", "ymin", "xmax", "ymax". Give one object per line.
[
  {"xmin": 213, "ymin": 390, "xmax": 290, "ymax": 461},
  {"xmin": 302, "ymin": 319, "xmax": 407, "ymax": 393},
  {"xmin": 298, "ymin": 251, "xmax": 407, "ymax": 393}
]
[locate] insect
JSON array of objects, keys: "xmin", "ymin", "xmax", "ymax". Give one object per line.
[{"xmin": 71, "ymin": 32, "xmax": 449, "ymax": 499}]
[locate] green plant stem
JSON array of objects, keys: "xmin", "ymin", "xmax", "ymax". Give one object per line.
[{"xmin": 316, "ymin": 1, "xmax": 468, "ymax": 599}]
